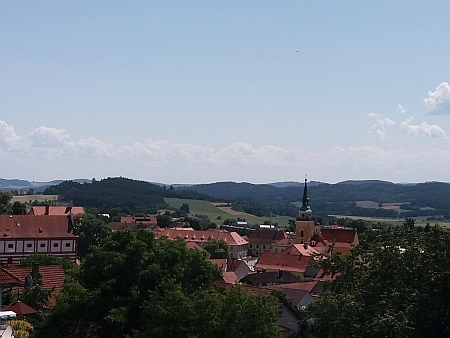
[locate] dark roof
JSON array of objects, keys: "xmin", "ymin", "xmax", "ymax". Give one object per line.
[
  {"xmin": 240, "ymin": 271, "xmax": 302, "ymax": 286},
  {"xmin": 321, "ymin": 228, "xmax": 357, "ymax": 243},
  {"xmin": 248, "ymin": 229, "xmax": 289, "ymax": 242}
]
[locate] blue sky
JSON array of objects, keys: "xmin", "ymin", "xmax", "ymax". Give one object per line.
[{"xmin": 1, "ymin": 1, "xmax": 450, "ymax": 184}]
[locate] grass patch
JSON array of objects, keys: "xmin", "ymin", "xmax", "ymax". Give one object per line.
[
  {"xmin": 12, "ymin": 194, "xmax": 58, "ymax": 203},
  {"xmin": 164, "ymin": 198, "xmax": 293, "ymax": 228}
]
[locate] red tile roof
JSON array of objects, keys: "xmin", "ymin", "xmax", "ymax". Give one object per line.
[
  {"xmin": 120, "ymin": 216, "xmax": 157, "ymax": 225},
  {"xmin": 321, "ymin": 228, "xmax": 357, "ymax": 244},
  {"xmin": 0, "ymin": 267, "xmax": 23, "ymax": 286},
  {"xmin": 0, "ymin": 215, "xmax": 77, "ymax": 239},
  {"xmin": 159, "ymin": 228, "xmax": 248, "ymax": 246},
  {"xmin": 256, "ymin": 252, "xmax": 312, "ymax": 274},
  {"xmin": 248, "ymin": 229, "xmax": 289, "ymax": 243},
  {"xmin": 222, "ymin": 271, "xmax": 239, "ymax": 284},
  {"xmin": 28, "ymin": 206, "xmax": 85, "ymax": 216},
  {"xmin": 7, "ymin": 265, "xmax": 65, "ymax": 293},
  {"xmin": 282, "ymin": 244, "xmax": 319, "ymax": 256},
  {"xmin": 1, "ymin": 301, "xmax": 37, "ymax": 314},
  {"xmin": 209, "ymin": 259, "xmax": 227, "ymax": 273}
]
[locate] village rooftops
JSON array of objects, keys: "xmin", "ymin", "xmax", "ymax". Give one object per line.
[
  {"xmin": 28, "ymin": 206, "xmax": 85, "ymax": 216},
  {"xmin": 159, "ymin": 228, "xmax": 248, "ymax": 246}
]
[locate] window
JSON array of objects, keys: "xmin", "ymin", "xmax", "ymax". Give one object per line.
[
  {"xmin": 7, "ymin": 244, "xmax": 13, "ymax": 249},
  {"xmin": 336, "ymin": 252, "xmax": 342, "ymax": 256},
  {"xmin": 26, "ymin": 244, "xmax": 32, "ymax": 248},
  {"xmin": 40, "ymin": 243, "xmax": 45, "ymax": 248},
  {"xmin": 300, "ymin": 230, "xmax": 304, "ymax": 237},
  {"xmin": 249, "ymin": 244, "xmax": 252, "ymax": 248},
  {"xmin": 53, "ymin": 243, "xmax": 59, "ymax": 248},
  {"xmin": 256, "ymin": 245, "xmax": 259, "ymax": 249},
  {"xmin": 263, "ymin": 245, "xmax": 266, "ymax": 250},
  {"xmin": 65, "ymin": 243, "xmax": 71, "ymax": 247}
]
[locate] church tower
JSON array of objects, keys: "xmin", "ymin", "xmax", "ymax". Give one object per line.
[{"xmin": 295, "ymin": 178, "xmax": 315, "ymax": 244}]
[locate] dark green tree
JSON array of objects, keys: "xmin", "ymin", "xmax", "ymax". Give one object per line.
[
  {"xmin": 180, "ymin": 203, "xmax": 190, "ymax": 214},
  {"xmin": 11, "ymin": 201, "xmax": 27, "ymax": 215},
  {"xmin": 305, "ymin": 225, "xmax": 450, "ymax": 338},
  {"xmin": 73, "ymin": 213, "xmax": 111, "ymax": 258},
  {"xmin": 0, "ymin": 191, "xmax": 13, "ymax": 214},
  {"xmin": 36, "ymin": 230, "xmax": 222, "ymax": 338},
  {"xmin": 203, "ymin": 238, "xmax": 230, "ymax": 259}
]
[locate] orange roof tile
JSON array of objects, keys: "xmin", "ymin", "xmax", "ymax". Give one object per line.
[
  {"xmin": 159, "ymin": 228, "xmax": 248, "ymax": 246},
  {"xmin": 7, "ymin": 265, "xmax": 65, "ymax": 294},
  {"xmin": 0, "ymin": 267, "xmax": 23, "ymax": 286},
  {"xmin": 28, "ymin": 206, "xmax": 85, "ymax": 216},
  {"xmin": 282, "ymin": 244, "xmax": 319, "ymax": 256},
  {"xmin": 256, "ymin": 252, "xmax": 312, "ymax": 274},
  {"xmin": 0, "ymin": 215, "xmax": 77, "ymax": 239}
]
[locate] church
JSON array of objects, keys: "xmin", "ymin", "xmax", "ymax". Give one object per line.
[{"xmin": 294, "ymin": 179, "xmax": 359, "ymax": 256}]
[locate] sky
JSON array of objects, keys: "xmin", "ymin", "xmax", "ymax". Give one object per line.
[{"xmin": 1, "ymin": 1, "xmax": 450, "ymax": 184}]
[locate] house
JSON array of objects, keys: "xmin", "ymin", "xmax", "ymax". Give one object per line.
[
  {"xmin": 120, "ymin": 216, "xmax": 158, "ymax": 230},
  {"xmin": 247, "ymin": 229, "xmax": 289, "ymax": 257},
  {"xmin": 254, "ymin": 242, "xmax": 320, "ymax": 280},
  {"xmin": 294, "ymin": 179, "xmax": 359, "ymax": 256},
  {"xmin": 159, "ymin": 228, "xmax": 248, "ymax": 259},
  {"xmin": 209, "ymin": 258, "xmax": 251, "ymax": 284},
  {"xmin": 0, "ymin": 215, "xmax": 78, "ymax": 264},
  {"xmin": 28, "ymin": 206, "xmax": 85, "ymax": 216},
  {"xmin": 264, "ymin": 284, "xmax": 314, "ymax": 309}
]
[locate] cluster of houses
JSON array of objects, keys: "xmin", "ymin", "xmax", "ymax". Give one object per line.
[{"xmin": 0, "ymin": 179, "xmax": 359, "ymax": 334}]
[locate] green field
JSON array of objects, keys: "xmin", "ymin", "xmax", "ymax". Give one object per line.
[
  {"xmin": 330, "ymin": 214, "xmax": 450, "ymax": 228},
  {"xmin": 12, "ymin": 194, "xmax": 59, "ymax": 203},
  {"xmin": 164, "ymin": 198, "xmax": 293, "ymax": 228}
]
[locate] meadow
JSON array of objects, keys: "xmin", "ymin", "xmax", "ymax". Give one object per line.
[
  {"xmin": 164, "ymin": 198, "xmax": 292, "ymax": 228},
  {"xmin": 12, "ymin": 194, "xmax": 58, "ymax": 203}
]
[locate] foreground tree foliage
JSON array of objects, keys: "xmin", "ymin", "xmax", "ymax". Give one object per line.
[
  {"xmin": 36, "ymin": 230, "xmax": 282, "ymax": 338},
  {"xmin": 304, "ymin": 225, "xmax": 450, "ymax": 338}
]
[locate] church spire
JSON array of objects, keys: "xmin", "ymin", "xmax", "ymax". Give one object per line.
[{"xmin": 300, "ymin": 177, "xmax": 311, "ymax": 212}]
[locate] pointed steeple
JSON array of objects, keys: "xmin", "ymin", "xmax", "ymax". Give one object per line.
[{"xmin": 300, "ymin": 178, "xmax": 311, "ymax": 212}]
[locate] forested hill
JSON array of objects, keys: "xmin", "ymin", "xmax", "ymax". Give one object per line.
[
  {"xmin": 43, "ymin": 177, "xmax": 211, "ymax": 214},
  {"xmin": 182, "ymin": 180, "xmax": 450, "ymax": 218}
]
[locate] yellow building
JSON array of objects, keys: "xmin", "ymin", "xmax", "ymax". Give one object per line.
[{"xmin": 294, "ymin": 178, "xmax": 358, "ymax": 256}]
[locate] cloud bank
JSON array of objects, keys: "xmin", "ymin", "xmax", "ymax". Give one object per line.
[{"xmin": 1, "ymin": 120, "xmax": 449, "ymax": 184}]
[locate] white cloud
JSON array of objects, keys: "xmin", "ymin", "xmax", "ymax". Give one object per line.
[
  {"xmin": 397, "ymin": 104, "xmax": 406, "ymax": 114},
  {"xmin": 29, "ymin": 126, "xmax": 70, "ymax": 148},
  {"xmin": 424, "ymin": 82, "xmax": 450, "ymax": 115},
  {"xmin": 3, "ymin": 120, "xmax": 450, "ymax": 184},
  {"xmin": 368, "ymin": 113, "xmax": 396, "ymax": 140},
  {"xmin": 400, "ymin": 117, "xmax": 448, "ymax": 138},
  {"xmin": 0, "ymin": 120, "xmax": 28, "ymax": 151}
]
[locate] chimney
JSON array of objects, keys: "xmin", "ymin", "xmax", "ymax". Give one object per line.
[
  {"xmin": 4, "ymin": 228, "xmax": 10, "ymax": 237},
  {"xmin": 45, "ymin": 205, "xmax": 50, "ymax": 215},
  {"xmin": 277, "ymin": 269, "xmax": 284, "ymax": 279},
  {"xmin": 304, "ymin": 242, "xmax": 308, "ymax": 249},
  {"xmin": 31, "ymin": 263, "xmax": 39, "ymax": 280}
]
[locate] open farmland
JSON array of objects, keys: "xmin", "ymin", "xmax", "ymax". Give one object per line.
[
  {"xmin": 12, "ymin": 194, "xmax": 58, "ymax": 203},
  {"xmin": 330, "ymin": 214, "xmax": 450, "ymax": 228},
  {"xmin": 164, "ymin": 198, "xmax": 292, "ymax": 228}
]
